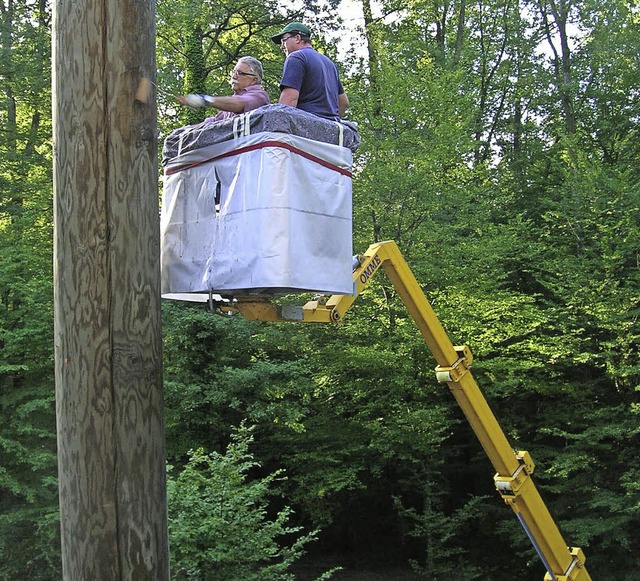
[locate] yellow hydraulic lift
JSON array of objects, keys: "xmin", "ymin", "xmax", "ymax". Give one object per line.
[{"xmin": 213, "ymin": 240, "xmax": 591, "ymax": 581}]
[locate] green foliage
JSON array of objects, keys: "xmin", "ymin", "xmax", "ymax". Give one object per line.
[
  {"xmin": 397, "ymin": 493, "xmax": 497, "ymax": 579},
  {"xmin": 167, "ymin": 423, "xmax": 329, "ymax": 580},
  {"xmin": 162, "ymin": 302, "xmax": 315, "ymax": 459},
  {"xmin": 0, "ymin": 2, "xmax": 58, "ymax": 577},
  {"xmin": 0, "ymin": 163, "xmax": 59, "ymax": 581}
]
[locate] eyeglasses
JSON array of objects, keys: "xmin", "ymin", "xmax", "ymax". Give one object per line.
[
  {"xmin": 280, "ymin": 34, "xmax": 298, "ymax": 44},
  {"xmin": 231, "ymin": 69, "xmax": 256, "ymax": 77}
]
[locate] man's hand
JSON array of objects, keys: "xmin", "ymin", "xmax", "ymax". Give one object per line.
[{"xmin": 177, "ymin": 94, "xmax": 208, "ymax": 108}]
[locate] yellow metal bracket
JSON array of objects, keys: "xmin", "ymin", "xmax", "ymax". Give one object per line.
[
  {"xmin": 434, "ymin": 345, "xmax": 473, "ymax": 383},
  {"xmin": 494, "ymin": 450, "xmax": 535, "ymax": 501},
  {"xmin": 544, "ymin": 547, "xmax": 590, "ymax": 581}
]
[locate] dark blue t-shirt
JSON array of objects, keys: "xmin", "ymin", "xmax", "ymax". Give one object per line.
[{"xmin": 280, "ymin": 47, "xmax": 344, "ymax": 120}]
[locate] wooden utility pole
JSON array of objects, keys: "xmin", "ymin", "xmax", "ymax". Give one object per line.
[{"xmin": 52, "ymin": 0, "xmax": 169, "ymax": 579}]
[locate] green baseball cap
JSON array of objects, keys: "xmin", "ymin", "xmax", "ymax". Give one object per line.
[{"xmin": 271, "ymin": 22, "xmax": 311, "ymax": 44}]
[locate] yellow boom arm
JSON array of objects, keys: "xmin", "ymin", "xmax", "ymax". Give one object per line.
[{"xmin": 216, "ymin": 240, "xmax": 591, "ymax": 581}]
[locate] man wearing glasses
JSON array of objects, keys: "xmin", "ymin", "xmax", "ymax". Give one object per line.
[
  {"xmin": 271, "ymin": 22, "xmax": 349, "ymax": 121},
  {"xmin": 177, "ymin": 56, "xmax": 270, "ymax": 121}
]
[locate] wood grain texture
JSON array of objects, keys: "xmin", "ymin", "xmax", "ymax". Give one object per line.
[{"xmin": 52, "ymin": 1, "xmax": 168, "ymax": 579}]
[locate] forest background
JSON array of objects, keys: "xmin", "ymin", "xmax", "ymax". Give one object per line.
[{"xmin": 1, "ymin": 0, "xmax": 639, "ymax": 578}]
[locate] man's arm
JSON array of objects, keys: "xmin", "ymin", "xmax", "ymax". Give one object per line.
[
  {"xmin": 279, "ymin": 87, "xmax": 300, "ymax": 108},
  {"xmin": 205, "ymin": 95, "xmax": 246, "ymax": 113},
  {"xmin": 338, "ymin": 92, "xmax": 349, "ymax": 117},
  {"xmin": 177, "ymin": 94, "xmax": 246, "ymax": 113}
]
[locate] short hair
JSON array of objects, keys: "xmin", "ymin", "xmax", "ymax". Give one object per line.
[{"xmin": 237, "ymin": 56, "xmax": 263, "ymax": 83}]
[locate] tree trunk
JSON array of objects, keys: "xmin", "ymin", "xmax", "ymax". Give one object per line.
[
  {"xmin": 453, "ymin": 0, "xmax": 466, "ymax": 64},
  {"xmin": 52, "ymin": 0, "xmax": 169, "ymax": 579},
  {"xmin": 361, "ymin": 0, "xmax": 383, "ymax": 120},
  {"xmin": 541, "ymin": 0, "xmax": 577, "ymax": 134}
]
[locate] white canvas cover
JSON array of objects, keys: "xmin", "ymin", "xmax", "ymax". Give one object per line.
[{"xmin": 161, "ymin": 131, "xmax": 353, "ymax": 297}]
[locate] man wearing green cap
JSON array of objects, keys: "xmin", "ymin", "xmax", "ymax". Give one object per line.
[{"xmin": 271, "ymin": 22, "xmax": 349, "ymax": 121}]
